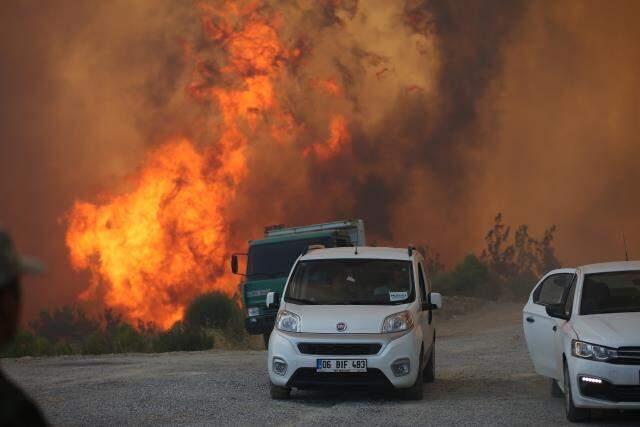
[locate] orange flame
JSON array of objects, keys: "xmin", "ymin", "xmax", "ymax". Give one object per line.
[{"xmin": 65, "ymin": 1, "xmax": 351, "ymax": 329}]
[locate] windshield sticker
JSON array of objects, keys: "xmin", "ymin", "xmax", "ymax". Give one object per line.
[
  {"xmin": 346, "ymin": 275, "xmax": 356, "ymax": 283},
  {"xmin": 389, "ymin": 291, "xmax": 408, "ymax": 302}
]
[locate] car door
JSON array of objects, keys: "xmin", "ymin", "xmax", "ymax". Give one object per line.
[
  {"xmin": 523, "ymin": 270, "xmax": 575, "ymax": 379},
  {"xmin": 416, "ymin": 263, "xmax": 434, "ymax": 349}
]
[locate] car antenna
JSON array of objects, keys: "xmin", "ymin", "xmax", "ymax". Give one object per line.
[{"xmin": 622, "ymin": 232, "xmax": 630, "ymax": 261}]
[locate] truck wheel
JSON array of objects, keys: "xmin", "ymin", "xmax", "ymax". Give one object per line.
[
  {"xmin": 263, "ymin": 333, "xmax": 270, "ymax": 349},
  {"xmin": 270, "ymin": 383, "xmax": 291, "ymax": 400},
  {"xmin": 551, "ymin": 379, "xmax": 563, "ymax": 398},
  {"xmin": 563, "ymin": 361, "xmax": 590, "ymax": 422},
  {"xmin": 423, "ymin": 347, "xmax": 435, "ymax": 383}
]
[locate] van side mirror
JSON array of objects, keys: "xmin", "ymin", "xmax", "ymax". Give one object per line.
[
  {"xmin": 266, "ymin": 292, "xmax": 280, "ymax": 309},
  {"xmin": 546, "ymin": 304, "xmax": 569, "ymax": 320},
  {"xmin": 422, "ymin": 293, "xmax": 443, "ymax": 310},
  {"xmin": 430, "ymin": 293, "xmax": 443, "ymax": 310}
]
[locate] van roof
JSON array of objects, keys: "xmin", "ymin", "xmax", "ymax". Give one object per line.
[{"xmin": 300, "ymin": 246, "xmax": 415, "ymax": 261}]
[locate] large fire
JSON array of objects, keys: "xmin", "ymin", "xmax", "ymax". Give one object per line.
[{"xmin": 65, "ymin": 1, "xmax": 350, "ymax": 328}]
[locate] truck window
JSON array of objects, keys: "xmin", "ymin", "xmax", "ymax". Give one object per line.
[{"xmin": 247, "ymin": 237, "xmax": 332, "ymax": 280}]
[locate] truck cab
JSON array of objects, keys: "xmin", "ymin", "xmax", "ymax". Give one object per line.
[{"xmin": 231, "ymin": 220, "xmax": 365, "ymax": 347}]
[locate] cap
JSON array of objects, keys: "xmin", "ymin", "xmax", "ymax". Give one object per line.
[{"xmin": 0, "ymin": 227, "xmax": 45, "ymax": 288}]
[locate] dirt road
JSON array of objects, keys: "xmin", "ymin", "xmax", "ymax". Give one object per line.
[{"xmin": 3, "ymin": 302, "xmax": 639, "ymax": 426}]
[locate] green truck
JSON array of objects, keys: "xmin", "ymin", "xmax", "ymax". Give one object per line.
[{"xmin": 231, "ymin": 220, "xmax": 366, "ymax": 347}]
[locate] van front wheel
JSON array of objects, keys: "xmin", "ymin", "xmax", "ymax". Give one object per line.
[
  {"xmin": 263, "ymin": 333, "xmax": 270, "ymax": 349},
  {"xmin": 423, "ymin": 347, "xmax": 435, "ymax": 383}
]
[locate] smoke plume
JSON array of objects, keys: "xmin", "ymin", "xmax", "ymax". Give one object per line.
[{"xmin": 1, "ymin": 0, "xmax": 639, "ymax": 326}]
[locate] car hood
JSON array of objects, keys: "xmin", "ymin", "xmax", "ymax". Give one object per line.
[
  {"xmin": 573, "ymin": 312, "xmax": 640, "ymax": 347},
  {"xmin": 282, "ymin": 303, "xmax": 411, "ymax": 334}
]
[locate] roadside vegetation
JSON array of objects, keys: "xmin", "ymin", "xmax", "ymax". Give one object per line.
[
  {"xmin": 1, "ymin": 292, "xmax": 260, "ymax": 358},
  {"xmin": 426, "ymin": 213, "xmax": 560, "ymax": 301},
  {"xmin": 2, "ymin": 212, "xmax": 557, "ymax": 358}
]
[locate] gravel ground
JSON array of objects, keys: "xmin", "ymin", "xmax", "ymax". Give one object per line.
[{"xmin": 3, "ymin": 304, "xmax": 639, "ymax": 426}]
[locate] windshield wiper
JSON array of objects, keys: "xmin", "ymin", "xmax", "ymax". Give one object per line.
[{"xmin": 284, "ymin": 297, "xmax": 318, "ymax": 305}]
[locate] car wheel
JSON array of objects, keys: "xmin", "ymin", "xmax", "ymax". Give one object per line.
[
  {"xmin": 551, "ymin": 379, "xmax": 563, "ymax": 398},
  {"xmin": 423, "ymin": 347, "xmax": 435, "ymax": 383},
  {"xmin": 270, "ymin": 383, "xmax": 291, "ymax": 400},
  {"xmin": 563, "ymin": 361, "xmax": 590, "ymax": 422},
  {"xmin": 263, "ymin": 333, "xmax": 270, "ymax": 349}
]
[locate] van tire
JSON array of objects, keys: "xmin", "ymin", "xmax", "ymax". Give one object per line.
[
  {"xmin": 403, "ymin": 371, "xmax": 424, "ymax": 400},
  {"xmin": 423, "ymin": 347, "xmax": 435, "ymax": 383},
  {"xmin": 263, "ymin": 333, "xmax": 270, "ymax": 349},
  {"xmin": 270, "ymin": 384, "xmax": 291, "ymax": 400},
  {"xmin": 402, "ymin": 353, "xmax": 424, "ymax": 400}
]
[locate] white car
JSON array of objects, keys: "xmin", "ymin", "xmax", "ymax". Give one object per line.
[
  {"xmin": 523, "ymin": 261, "xmax": 640, "ymax": 422},
  {"xmin": 265, "ymin": 246, "xmax": 442, "ymax": 400}
]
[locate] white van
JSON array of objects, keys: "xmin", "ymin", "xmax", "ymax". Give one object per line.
[{"xmin": 265, "ymin": 246, "xmax": 442, "ymax": 400}]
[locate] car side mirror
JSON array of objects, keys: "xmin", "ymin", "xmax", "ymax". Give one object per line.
[
  {"xmin": 266, "ymin": 292, "xmax": 280, "ymax": 309},
  {"xmin": 546, "ymin": 304, "xmax": 569, "ymax": 320},
  {"xmin": 231, "ymin": 254, "xmax": 238, "ymax": 274}
]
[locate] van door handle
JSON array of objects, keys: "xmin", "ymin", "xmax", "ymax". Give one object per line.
[
  {"xmin": 552, "ymin": 325, "xmax": 557, "ymax": 332},
  {"xmin": 526, "ymin": 317, "xmax": 535, "ymax": 323}
]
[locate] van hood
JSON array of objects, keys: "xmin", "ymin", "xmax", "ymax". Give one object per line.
[
  {"xmin": 573, "ymin": 312, "xmax": 640, "ymax": 348},
  {"xmin": 283, "ymin": 303, "xmax": 411, "ymax": 334}
]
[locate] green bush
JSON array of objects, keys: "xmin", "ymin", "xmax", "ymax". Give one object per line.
[
  {"xmin": 112, "ymin": 323, "xmax": 147, "ymax": 353},
  {"xmin": 184, "ymin": 292, "xmax": 243, "ymax": 330},
  {"xmin": 83, "ymin": 331, "xmax": 112, "ymax": 355},
  {"xmin": 152, "ymin": 322, "xmax": 214, "ymax": 352},
  {"xmin": 434, "ymin": 254, "xmax": 500, "ymax": 299},
  {"xmin": 1, "ymin": 330, "xmax": 53, "ymax": 357}
]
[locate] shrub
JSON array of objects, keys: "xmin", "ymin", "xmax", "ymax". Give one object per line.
[
  {"xmin": 434, "ymin": 254, "xmax": 500, "ymax": 299},
  {"xmin": 152, "ymin": 322, "xmax": 214, "ymax": 352},
  {"xmin": 184, "ymin": 292, "xmax": 242, "ymax": 330},
  {"xmin": 83, "ymin": 331, "xmax": 112, "ymax": 355},
  {"xmin": 112, "ymin": 323, "xmax": 147, "ymax": 353}
]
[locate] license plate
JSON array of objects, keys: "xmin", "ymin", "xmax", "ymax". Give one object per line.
[{"xmin": 316, "ymin": 359, "xmax": 367, "ymax": 372}]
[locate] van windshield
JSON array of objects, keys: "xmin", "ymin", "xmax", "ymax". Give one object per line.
[
  {"xmin": 284, "ymin": 259, "xmax": 414, "ymax": 305},
  {"xmin": 580, "ymin": 270, "xmax": 640, "ymax": 315}
]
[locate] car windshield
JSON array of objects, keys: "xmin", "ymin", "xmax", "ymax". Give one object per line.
[
  {"xmin": 247, "ymin": 237, "xmax": 334, "ymax": 280},
  {"xmin": 284, "ymin": 259, "xmax": 414, "ymax": 305},
  {"xmin": 580, "ymin": 270, "xmax": 640, "ymax": 315}
]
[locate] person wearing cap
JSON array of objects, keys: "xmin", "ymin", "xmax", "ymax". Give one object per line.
[{"xmin": 0, "ymin": 228, "xmax": 48, "ymax": 426}]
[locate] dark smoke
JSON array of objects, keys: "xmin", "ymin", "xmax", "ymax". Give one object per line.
[{"xmin": 2, "ymin": 0, "xmax": 640, "ymax": 322}]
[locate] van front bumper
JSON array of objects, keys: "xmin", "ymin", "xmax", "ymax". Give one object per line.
[
  {"xmin": 267, "ymin": 328, "xmax": 422, "ymax": 390},
  {"xmin": 571, "ymin": 357, "xmax": 640, "ymax": 409}
]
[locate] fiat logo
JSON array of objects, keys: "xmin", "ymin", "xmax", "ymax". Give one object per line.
[{"xmin": 336, "ymin": 322, "xmax": 347, "ymax": 332}]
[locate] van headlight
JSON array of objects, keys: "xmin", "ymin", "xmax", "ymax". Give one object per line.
[
  {"xmin": 572, "ymin": 340, "xmax": 618, "ymax": 362},
  {"xmin": 382, "ymin": 311, "xmax": 414, "ymax": 333},
  {"xmin": 276, "ymin": 310, "xmax": 300, "ymax": 333}
]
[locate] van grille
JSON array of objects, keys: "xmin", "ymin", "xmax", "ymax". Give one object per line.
[
  {"xmin": 297, "ymin": 343, "xmax": 381, "ymax": 355},
  {"xmin": 287, "ymin": 368, "xmax": 392, "ymax": 389}
]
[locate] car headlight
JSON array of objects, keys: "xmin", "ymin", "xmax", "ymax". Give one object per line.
[
  {"xmin": 572, "ymin": 340, "xmax": 618, "ymax": 362},
  {"xmin": 382, "ymin": 311, "xmax": 414, "ymax": 333},
  {"xmin": 276, "ymin": 310, "xmax": 300, "ymax": 333}
]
